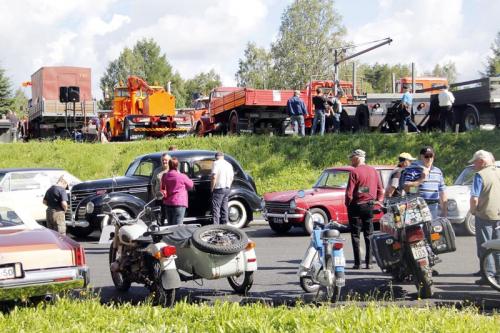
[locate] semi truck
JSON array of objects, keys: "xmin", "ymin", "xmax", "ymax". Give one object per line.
[
  {"xmin": 27, "ymin": 67, "xmax": 98, "ymax": 139},
  {"xmin": 107, "ymin": 76, "xmax": 190, "ymax": 141}
]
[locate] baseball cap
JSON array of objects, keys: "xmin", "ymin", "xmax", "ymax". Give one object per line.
[
  {"xmin": 398, "ymin": 152, "xmax": 416, "ymax": 161},
  {"xmin": 419, "ymin": 146, "xmax": 435, "ymax": 156},
  {"xmin": 349, "ymin": 149, "xmax": 366, "ymax": 158},
  {"xmin": 468, "ymin": 150, "xmax": 491, "ymax": 164}
]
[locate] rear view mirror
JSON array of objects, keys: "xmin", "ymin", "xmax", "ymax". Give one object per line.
[{"xmin": 297, "ymin": 190, "xmax": 305, "ymax": 198}]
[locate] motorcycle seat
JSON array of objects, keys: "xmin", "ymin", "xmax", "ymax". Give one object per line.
[
  {"xmin": 322, "ymin": 229, "xmax": 340, "ymax": 239},
  {"xmin": 161, "ymin": 224, "xmax": 199, "ymax": 248}
]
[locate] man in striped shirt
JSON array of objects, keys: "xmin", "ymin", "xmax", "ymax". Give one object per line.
[{"xmin": 402, "ymin": 146, "xmax": 448, "ymax": 219}]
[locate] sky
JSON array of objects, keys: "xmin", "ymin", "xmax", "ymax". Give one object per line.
[{"xmin": 0, "ymin": 0, "xmax": 498, "ymax": 99}]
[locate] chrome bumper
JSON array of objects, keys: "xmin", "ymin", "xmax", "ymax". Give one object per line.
[
  {"xmin": 263, "ymin": 211, "xmax": 304, "ymax": 222},
  {"xmin": 0, "ymin": 266, "xmax": 89, "ymax": 301},
  {"xmin": 65, "ymin": 220, "xmax": 90, "ymax": 228}
]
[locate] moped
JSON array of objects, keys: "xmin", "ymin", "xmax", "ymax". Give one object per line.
[
  {"xmin": 296, "ymin": 190, "xmax": 346, "ymax": 302},
  {"xmin": 480, "ymin": 224, "xmax": 500, "ymax": 292}
]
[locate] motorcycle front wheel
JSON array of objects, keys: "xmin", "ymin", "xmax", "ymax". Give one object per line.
[
  {"xmin": 323, "ymin": 256, "xmax": 341, "ymax": 303},
  {"xmin": 300, "ymin": 276, "xmax": 320, "ymax": 293},
  {"xmin": 151, "ymin": 260, "xmax": 177, "ymax": 307},
  {"xmin": 228, "ymin": 271, "xmax": 254, "ymax": 294},
  {"xmin": 480, "ymin": 248, "xmax": 500, "ymax": 292},
  {"xmin": 109, "ymin": 242, "xmax": 131, "ymax": 291}
]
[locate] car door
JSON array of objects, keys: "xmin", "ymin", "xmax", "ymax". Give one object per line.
[
  {"xmin": 128, "ymin": 158, "xmax": 156, "ymax": 202},
  {"xmin": 190, "ymin": 158, "xmax": 214, "ymax": 217}
]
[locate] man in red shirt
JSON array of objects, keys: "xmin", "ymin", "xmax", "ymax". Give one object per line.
[{"xmin": 345, "ymin": 149, "xmax": 384, "ymax": 269}]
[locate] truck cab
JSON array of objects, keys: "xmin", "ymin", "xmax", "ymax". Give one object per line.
[{"xmin": 396, "ymin": 77, "xmax": 448, "ymax": 94}]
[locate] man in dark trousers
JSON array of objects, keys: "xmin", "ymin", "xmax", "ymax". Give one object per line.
[
  {"xmin": 43, "ymin": 176, "xmax": 69, "ymax": 235},
  {"xmin": 211, "ymin": 151, "xmax": 234, "ymax": 224},
  {"xmin": 311, "ymin": 88, "xmax": 328, "ymax": 136},
  {"xmin": 345, "ymin": 149, "xmax": 384, "ymax": 269},
  {"xmin": 286, "ymin": 90, "xmax": 307, "ymax": 136}
]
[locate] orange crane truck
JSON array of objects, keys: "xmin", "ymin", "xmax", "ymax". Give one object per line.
[{"xmin": 107, "ymin": 76, "xmax": 189, "ymax": 141}]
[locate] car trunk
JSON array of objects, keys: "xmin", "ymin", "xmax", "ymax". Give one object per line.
[{"xmin": 0, "ymin": 229, "xmax": 74, "ymax": 270}]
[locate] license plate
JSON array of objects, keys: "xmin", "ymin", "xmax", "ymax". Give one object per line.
[
  {"xmin": 334, "ymin": 256, "xmax": 345, "ymax": 267},
  {"xmin": 0, "ymin": 266, "xmax": 15, "ymax": 280},
  {"xmin": 272, "ymin": 217, "xmax": 284, "ymax": 224},
  {"xmin": 411, "ymin": 244, "xmax": 428, "ymax": 260}
]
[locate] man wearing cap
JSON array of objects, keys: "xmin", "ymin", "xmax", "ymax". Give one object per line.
[
  {"xmin": 43, "ymin": 176, "xmax": 69, "ymax": 235},
  {"xmin": 402, "ymin": 146, "xmax": 447, "ymax": 219},
  {"xmin": 345, "ymin": 149, "xmax": 384, "ymax": 269},
  {"xmin": 385, "ymin": 152, "xmax": 416, "ymax": 198},
  {"xmin": 286, "ymin": 90, "xmax": 307, "ymax": 137},
  {"xmin": 211, "ymin": 151, "xmax": 234, "ymax": 224},
  {"xmin": 468, "ymin": 150, "xmax": 500, "ymax": 285}
]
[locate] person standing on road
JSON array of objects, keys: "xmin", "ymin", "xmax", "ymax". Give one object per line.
[
  {"xmin": 152, "ymin": 153, "xmax": 171, "ymax": 224},
  {"xmin": 161, "ymin": 157, "xmax": 193, "ymax": 225},
  {"xmin": 438, "ymin": 85, "xmax": 455, "ymax": 132},
  {"xmin": 311, "ymin": 88, "xmax": 327, "ymax": 136},
  {"xmin": 385, "ymin": 152, "xmax": 416, "ymax": 198},
  {"xmin": 211, "ymin": 151, "xmax": 234, "ymax": 224},
  {"xmin": 286, "ymin": 90, "xmax": 307, "ymax": 137},
  {"xmin": 468, "ymin": 150, "xmax": 500, "ymax": 285},
  {"xmin": 345, "ymin": 149, "xmax": 384, "ymax": 270},
  {"xmin": 43, "ymin": 176, "xmax": 69, "ymax": 235},
  {"xmin": 6, "ymin": 110, "xmax": 19, "ymax": 142},
  {"xmin": 399, "ymin": 87, "xmax": 420, "ymax": 133},
  {"xmin": 403, "ymin": 146, "xmax": 447, "ymax": 219}
]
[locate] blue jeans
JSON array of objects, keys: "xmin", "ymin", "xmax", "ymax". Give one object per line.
[
  {"xmin": 311, "ymin": 109, "xmax": 325, "ymax": 136},
  {"xmin": 165, "ymin": 206, "xmax": 186, "ymax": 225},
  {"xmin": 427, "ymin": 203, "xmax": 439, "ymax": 220},
  {"xmin": 290, "ymin": 115, "xmax": 305, "ymax": 136},
  {"xmin": 475, "ymin": 216, "xmax": 500, "ymax": 274}
]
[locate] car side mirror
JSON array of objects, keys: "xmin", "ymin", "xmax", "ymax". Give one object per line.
[{"xmin": 297, "ymin": 190, "xmax": 305, "ymax": 198}]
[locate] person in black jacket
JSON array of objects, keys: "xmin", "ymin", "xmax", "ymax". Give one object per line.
[
  {"xmin": 43, "ymin": 176, "xmax": 69, "ymax": 235},
  {"xmin": 311, "ymin": 88, "xmax": 327, "ymax": 136}
]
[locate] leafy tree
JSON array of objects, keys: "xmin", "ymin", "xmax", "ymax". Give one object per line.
[
  {"xmin": 184, "ymin": 70, "xmax": 222, "ymax": 104},
  {"xmin": 235, "ymin": 42, "xmax": 273, "ymax": 88},
  {"xmin": 11, "ymin": 88, "xmax": 28, "ymax": 116},
  {"xmin": 482, "ymin": 31, "xmax": 500, "ymax": 77},
  {"xmin": 100, "ymin": 38, "xmax": 188, "ymax": 108},
  {"xmin": 270, "ymin": 0, "xmax": 346, "ymax": 89},
  {"xmin": 428, "ymin": 61, "xmax": 457, "ymax": 83},
  {"xmin": 0, "ymin": 65, "xmax": 13, "ymax": 115}
]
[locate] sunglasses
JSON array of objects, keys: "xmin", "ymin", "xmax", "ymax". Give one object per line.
[{"xmin": 424, "ymin": 154, "xmax": 434, "ymax": 159}]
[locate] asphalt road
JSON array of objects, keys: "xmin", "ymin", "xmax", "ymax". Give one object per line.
[{"xmin": 80, "ymin": 220, "xmax": 500, "ymax": 308}]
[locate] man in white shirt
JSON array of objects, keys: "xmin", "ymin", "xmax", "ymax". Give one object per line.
[
  {"xmin": 211, "ymin": 151, "xmax": 234, "ymax": 224},
  {"xmin": 438, "ymin": 85, "xmax": 455, "ymax": 132}
]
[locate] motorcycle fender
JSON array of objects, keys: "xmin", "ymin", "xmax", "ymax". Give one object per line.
[
  {"xmin": 481, "ymin": 238, "xmax": 500, "ymax": 250},
  {"xmin": 244, "ymin": 248, "xmax": 258, "ymax": 271},
  {"xmin": 161, "ymin": 267, "xmax": 181, "ymax": 290},
  {"xmin": 298, "ymin": 245, "xmax": 319, "ymax": 277}
]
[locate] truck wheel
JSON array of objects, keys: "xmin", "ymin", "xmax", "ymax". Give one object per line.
[
  {"xmin": 228, "ymin": 111, "xmax": 240, "ymax": 135},
  {"xmin": 227, "ymin": 200, "xmax": 248, "ymax": 229},
  {"xmin": 195, "ymin": 122, "xmax": 205, "ymax": 137},
  {"xmin": 355, "ymin": 105, "xmax": 369, "ymax": 132},
  {"xmin": 304, "ymin": 208, "xmax": 328, "ymax": 235},
  {"xmin": 462, "ymin": 105, "xmax": 479, "ymax": 131},
  {"xmin": 124, "ymin": 119, "xmax": 131, "ymax": 141}
]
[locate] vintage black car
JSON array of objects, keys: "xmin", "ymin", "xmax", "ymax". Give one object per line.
[{"xmin": 66, "ymin": 150, "xmax": 261, "ymax": 237}]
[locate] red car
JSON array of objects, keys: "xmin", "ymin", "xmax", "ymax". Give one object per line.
[{"xmin": 263, "ymin": 166, "xmax": 394, "ymax": 234}]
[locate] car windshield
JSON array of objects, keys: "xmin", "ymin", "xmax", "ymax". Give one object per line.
[
  {"xmin": 314, "ymin": 170, "xmax": 350, "ymax": 188},
  {"xmin": 454, "ymin": 166, "xmax": 475, "ymax": 186},
  {"xmin": 0, "ymin": 207, "xmax": 24, "ymax": 228}
]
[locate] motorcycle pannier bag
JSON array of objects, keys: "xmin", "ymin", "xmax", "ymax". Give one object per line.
[
  {"xmin": 370, "ymin": 232, "xmax": 401, "ymax": 269},
  {"xmin": 429, "ymin": 217, "xmax": 456, "ymax": 254}
]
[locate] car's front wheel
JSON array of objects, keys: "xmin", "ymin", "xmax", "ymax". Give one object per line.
[
  {"xmin": 68, "ymin": 225, "xmax": 94, "ymax": 238},
  {"xmin": 304, "ymin": 208, "xmax": 328, "ymax": 235}
]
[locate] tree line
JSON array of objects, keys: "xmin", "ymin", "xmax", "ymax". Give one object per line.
[{"xmin": 1, "ymin": 0, "xmax": 499, "ymax": 115}]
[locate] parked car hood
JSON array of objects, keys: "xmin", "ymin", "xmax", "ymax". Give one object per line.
[
  {"xmin": 71, "ymin": 176, "xmax": 148, "ymax": 192},
  {"xmin": 445, "ymin": 185, "xmax": 470, "ymax": 199},
  {"xmin": 264, "ymin": 188, "xmax": 324, "ymax": 202},
  {"xmin": 0, "ymin": 228, "xmax": 74, "ymax": 270}
]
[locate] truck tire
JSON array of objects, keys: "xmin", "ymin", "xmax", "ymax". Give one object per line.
[
  {"xmin": 124, "ymin": 119, "xmax": 131, "ymax": 141},
  {"xmin": 461, "ymin": 105, "xmax": 479, "ymax": 131},
  {"xmin": 195, "ymin": 122, "xmax": 205, "ymax": 137},
  {"xmin": 191, "ymin": 225, "xmax": 248, "ymax": 255},
  {"xmin": 354, "ymin": 105, "xmax": 370, "ymax": 132},
  {"xmin": 228, "ymin": 111, "xmax": 240, "ymax": 135}
]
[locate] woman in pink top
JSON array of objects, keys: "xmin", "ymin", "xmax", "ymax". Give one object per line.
[{"xmin": 160, "ymin": 157, "xmax": 194, "ymax": 225}]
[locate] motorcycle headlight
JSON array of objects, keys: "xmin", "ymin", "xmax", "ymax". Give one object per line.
[
  {"xmin": 290, "ymin": 200, "xmax": 297, "ymax": 210},
  {"xmin": 86, "ymin": 202, "xmax": 94, "ymax": 214},
  {"xmin": 447, "ymin": 199, "xmax": 457, "ymax": 212}
]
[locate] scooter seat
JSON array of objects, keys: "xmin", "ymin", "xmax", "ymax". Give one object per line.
[
  {"xmin": 322, "ymin": 229, "xmax": 340, "ymax": 239},
  {"xmin": 161, "ymin": 224, "xmax": 199, "ymax": 248}
]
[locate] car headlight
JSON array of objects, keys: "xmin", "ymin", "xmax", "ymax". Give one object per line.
[
  {"xmin": 290, "ymin": 200, "xmax": 297, "ymax": 210},
  {"xmin": 86, "ymin": 201, "xmax": 94, "ymax": 214},
  {"xmin": 447, "ymin": 200, "xmax": 457, "ymax": 212},
  {"xmin": 261, "ymin": 198, "xmax": 266, "ymax": 210}
]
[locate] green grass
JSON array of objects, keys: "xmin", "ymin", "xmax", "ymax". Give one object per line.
[
  {"xmin": 0, "ymin": 130, "xmax": 498, "ymax": 194},
  {"xmin": 1, "ymin": 298, "xmax": 499, "ymax": 332}
]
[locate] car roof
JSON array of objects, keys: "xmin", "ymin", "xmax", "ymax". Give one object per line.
[
  {"xmin": 136, "ymin": 150, "xmax": 226, "ymax": 160},
  {"xmin": 0, "ymin": 167, "xmax": 63, "ymax": 173},
  {"xmin": 324, "ymin": 165, "xmax": 393, "ymax": 172}
]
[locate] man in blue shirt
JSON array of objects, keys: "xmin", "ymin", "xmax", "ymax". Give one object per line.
[
  {"xmin": 402, "ymin": 146, "xmax": 447, "ymax": 219},
  {"xmin": 286, "ymin": 90, "xmax": 307, "ymax": 137},
  {"xmin": 399, "ymin": 87, "xmax": 420, "ymax": 133}
]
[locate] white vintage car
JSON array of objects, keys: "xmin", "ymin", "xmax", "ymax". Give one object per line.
[
  {"xmin": 446, "ymin": 161, "xmax": 500, "ymax": 236},
  {"xmin": 0, "ymin": 204, "xmax": 89, "ymax": 303},
  {"xmin": 0, "ymin": 168, "xmax": 80, "ymax": 222}
]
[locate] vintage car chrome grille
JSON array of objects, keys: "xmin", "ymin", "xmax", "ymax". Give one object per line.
[
  {"xmin": 264, "ymin": 201, "xmax": 290, "ymax": 212},
  {"xmin": 67, "ymin": 190, "xmax": 98, "ymax": 221}
]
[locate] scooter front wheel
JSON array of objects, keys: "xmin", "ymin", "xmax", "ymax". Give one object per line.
[
  {"xmin": 228, "ymin": 271, "xmax": 254, "ymax": 294},
  {"xmin": 300, "ymin": 276, "xmax": 320, "ymax": 293},
  {"xmin": 480, "ymin": 248, "xmax": 500, "ymax": 292}
]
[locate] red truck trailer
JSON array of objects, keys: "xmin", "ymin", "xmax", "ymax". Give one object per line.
[{"xmin": 28, "ymin": 66, "xmax": 98, "ymax": 139}]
